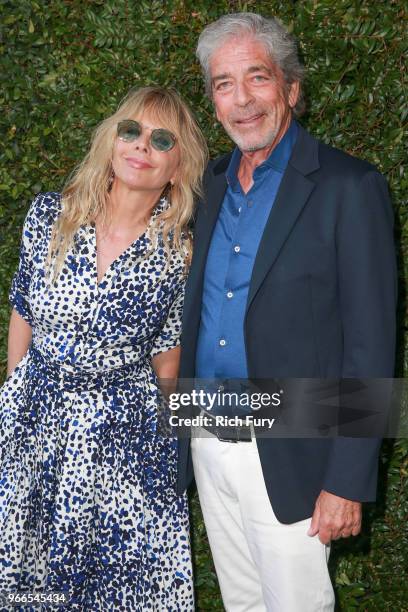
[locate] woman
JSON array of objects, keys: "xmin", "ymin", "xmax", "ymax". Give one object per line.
[{"xmin": 0, "ymin": 86, "xmax": 207, "ymax": 610}]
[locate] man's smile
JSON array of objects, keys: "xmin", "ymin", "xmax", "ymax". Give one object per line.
[{"xmin": 233, "ymin": 113, "xmax": 266, "ymax": 126}]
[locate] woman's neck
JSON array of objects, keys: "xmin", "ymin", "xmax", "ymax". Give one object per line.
[{"xmin": 105, "ymin": 180, "xmax": 163, "ymax": 230}]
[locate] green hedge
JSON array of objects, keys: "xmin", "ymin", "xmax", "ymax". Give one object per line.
[{"xmin": 0, "ymin": 1, "xmax": 406, "ymax": 610}]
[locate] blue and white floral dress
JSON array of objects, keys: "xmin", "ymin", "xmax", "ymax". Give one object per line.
[{"xmin": 0, "ymin": 193, "xmax": 194, "ymax": 611}]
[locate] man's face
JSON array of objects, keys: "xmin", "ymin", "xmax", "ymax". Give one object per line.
[{"xmin": 210, "ymin": 36, "xmax": 299, "ymax": 152}]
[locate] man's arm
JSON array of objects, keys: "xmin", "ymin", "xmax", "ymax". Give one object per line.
[{"xmin": 310, "ymin": 169, "xmax": 397, "ymax": 543}]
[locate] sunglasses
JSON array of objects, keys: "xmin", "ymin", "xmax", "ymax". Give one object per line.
[{"xmin": 117, "ymin": 119, "xmax": 177, "ymax": 152}]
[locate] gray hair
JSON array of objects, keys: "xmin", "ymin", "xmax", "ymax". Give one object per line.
[{"xmin": 196, "ymin": 12, "xmax": 305, "ymax": 117}]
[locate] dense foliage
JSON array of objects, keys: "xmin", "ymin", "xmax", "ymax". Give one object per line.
[{"xmin": 0, "ymin": 1, "xmax": 406, "ymax": 609}]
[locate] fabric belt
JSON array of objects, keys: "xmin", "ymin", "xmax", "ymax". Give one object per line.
[{"xmin": 28, "ymin": 346, "xmax": 148, "ymax": 392}]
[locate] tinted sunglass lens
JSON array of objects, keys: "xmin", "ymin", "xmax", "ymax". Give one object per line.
[
  {"xmin": 117, "ymin": 120, "xmax": 141, "ymax": 142},
  {"xmin": 151, "ymin": 129, "xmax": 176, "ymax": 152}
]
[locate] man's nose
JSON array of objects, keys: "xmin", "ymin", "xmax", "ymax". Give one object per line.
[{"xmin": 234, "ymin": 81, "xmax": 254, "ymax": 107}]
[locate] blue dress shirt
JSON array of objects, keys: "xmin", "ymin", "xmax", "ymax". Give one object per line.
[{"xmin": 196, "ymin": 120, "xmax": 298, "ymax": 379}]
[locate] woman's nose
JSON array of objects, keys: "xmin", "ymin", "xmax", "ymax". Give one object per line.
[{"xmin": 134, "ymin": 129, "xmax": 150, "ymax": 152}]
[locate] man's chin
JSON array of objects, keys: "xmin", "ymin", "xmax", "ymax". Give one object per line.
[
  {"xmin": 227, "ymin": 129, "xmax": 279, "ymax": 153},
  {"xmin": 237, "ymin": 139, "xmax": 273, "ymax": 153},
  {"xmin": 243, "ymin": 144, "xmax": 267, "ymax": 152}
]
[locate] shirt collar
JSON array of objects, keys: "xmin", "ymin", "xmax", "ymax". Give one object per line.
[{"xmin": 226, "ymin": 119, "xmax": 299, "ymax": 190}]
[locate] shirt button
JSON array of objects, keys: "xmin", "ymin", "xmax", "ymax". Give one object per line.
[
  {"xmin": 238, "ymin": 207, "xmax": 242, "ymax": 213},
  {"xmin": 234, "ymin": 245, "xmax": 241, "ymax": 253},
  {"xmin": 219, "ymin": 339, "xmax": 226, "ymax": 347},
  {"xmin": 227, "ymin": 291, "xmax": 233, "ymax": 299}
]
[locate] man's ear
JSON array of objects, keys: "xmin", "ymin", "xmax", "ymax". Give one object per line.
[{"xmin": 288, "ymin": 81, "xmax": 300, "ymax": 109}]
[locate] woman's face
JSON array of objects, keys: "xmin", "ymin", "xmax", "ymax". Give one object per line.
[{"xmin": 111, "ymin": 112, "xmax": 181, "ymax": 194}]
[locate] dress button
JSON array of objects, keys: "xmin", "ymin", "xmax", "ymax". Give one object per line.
[
  {"xmin": 227, "ymin": 291, "xmax": 233, "ymax": 299},
  {"xmin": 219, "ymin": 339, "xmax": 226, "ymax": 347},
  {"xmin": 234, "ymin": 245, "xmax": 241, "ymax": 253}
]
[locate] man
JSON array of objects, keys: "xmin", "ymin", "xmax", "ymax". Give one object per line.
[{"xmin": 177, "ymin": 13, "xmax": 396, "ymax": 611}]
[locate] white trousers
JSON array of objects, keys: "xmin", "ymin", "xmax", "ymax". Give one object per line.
[{"xmin": 191, "ymin": 433, "xmax": 335, "ymax": 612}]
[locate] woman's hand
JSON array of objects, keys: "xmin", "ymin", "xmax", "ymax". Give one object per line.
[{"xmin": 152, "ymin": 346, "xmax": 181, "ymax": 398}]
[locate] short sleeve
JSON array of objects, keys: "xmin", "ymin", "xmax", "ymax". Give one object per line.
[
  {"xmin": 151, "ymin": 283, "xmax": 185, "ymax": 357},
  {"xmin": 9, "ymin": 194, "xmax": 42, "ymax": 325}
]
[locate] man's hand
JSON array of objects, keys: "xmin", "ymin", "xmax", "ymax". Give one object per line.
[{"xmin": 307, "ymin": 490, "xmax": 362, "ymax": 544}]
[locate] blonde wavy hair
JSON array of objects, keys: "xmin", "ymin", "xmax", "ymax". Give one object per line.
[{"xmin": 48, "ymin": 86, "xmax": 208, "ymax": 275}]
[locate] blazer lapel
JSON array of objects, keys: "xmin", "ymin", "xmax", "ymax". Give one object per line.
[
  {"xmin": 182, "ymin": 155, "xmax": 230, "ymax": 335},
  {"xmin": 246, "ymin": 126, "xmax": 320, "ymax": 311},
  {"xmin": 191, "ymin": 165, "xmax": 229, "ymax": 281}
]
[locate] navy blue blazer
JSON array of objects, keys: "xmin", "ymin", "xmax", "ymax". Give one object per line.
[{"xmin": 177, "ymin": 124, "xmax": 397, "ymax": 524}]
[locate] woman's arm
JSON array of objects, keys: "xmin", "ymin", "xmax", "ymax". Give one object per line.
[
  {"xmin": 152, "ymin": 346, "xmax": 181, "ymax": 380},
  {"xmin": 152, "ymin": 346, "xmax": 181, "ymax": 399},
  {"xmin": 7, "ymin": 308, "xmax": 32, "ymax": 376}
]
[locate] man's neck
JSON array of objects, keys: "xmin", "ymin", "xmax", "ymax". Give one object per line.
[{"xmin": 237, "ymin": 117, "xmax": 292, "ymax": 194}]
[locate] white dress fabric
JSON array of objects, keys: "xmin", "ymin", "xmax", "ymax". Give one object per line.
[{"xmin": 0, "ymin": 192, "xmax": 194, "ymax": 611}]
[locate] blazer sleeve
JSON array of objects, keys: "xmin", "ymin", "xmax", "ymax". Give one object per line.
[{"xmin": 322, "ymin": 169, "xmax": 397, "ymax": 501}]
